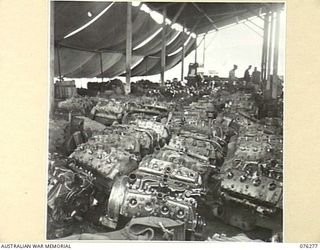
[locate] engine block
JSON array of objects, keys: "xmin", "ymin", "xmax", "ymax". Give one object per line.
[
  {"xmin": 131, "ymin": 119, "xmax": 170, "ymax": 145},
  {"xmin": 101, "ymin": 157, "xmax": 205, "ymax": 232},
  {"xmin": 151, "ymin": 147, "xmax": 213, "ymax": 175},
  {"xmin": 212, "ymin": 114, "xmax": 283, "ymax": 231},
  {"xmin": 57, "ymin": 96, "xmax": 97, "ymax": 115},
  {"xmin": 90, "ymin": 99, "xmax": 127, "ymax": 125},
  {"xmin": 48, "ymin": 85, "xmax": 284, "ymax": 240},
  {"xmin": 138, "ymin": 157, "xmax": 202, "ymax": 186},
  {"xmin": 70, "ymin": 144, "xmax": 139, "ymax": 182},
  {"xmin": 47, "ymin": 153, "xmax": 96, "ymax": 225},
  {"xmin": 220, "ymin": 161, "xmax": 282, "ymax": 210},
  {"xmin": 97, "ymin": 124, "xmax": 160, "ymax": 156},
  {"xmin": 227, "ymin": 120, "xmax": 283, "ymax": 163},
  {"xmin": 85, "ymin": 133, "xmax": 141, "ymax": 156},
  {"xmin": 94, "ymin": 99, "xmax": 127, "ymax": 114},
  {"xmin": 168, "ymin": 134, "xmax": 218, "ymax": 163}
]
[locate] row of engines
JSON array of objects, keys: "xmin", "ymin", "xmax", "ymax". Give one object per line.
[{"xmin": 48, "ymin": 87, "xmax": 283, "ymax": 240}]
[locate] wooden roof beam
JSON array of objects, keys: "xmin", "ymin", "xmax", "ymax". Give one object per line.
[
  {"xmin": 247, "ymin": 18, "xmax": 264, "ymax": 30},
  {"xmin": 171, "ymin": 3, "xmax": 186, "ymax": 24},
  {"xmin": 192, "ymin": 3, "xmax": 219, "ymax": 31},
  {"xmin": 151, "ymin": 3, "xmax": 178, "ymax": 11},
  {"xmin": 246, "ymin": 7, "xmax": 266, "ymax": 21},
  {"xmin": 207, "ymin": 9, "xmax": 247, "ymax": 18}
]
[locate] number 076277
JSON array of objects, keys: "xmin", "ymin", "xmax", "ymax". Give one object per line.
[{"xmin": 300, "ymin": 244, "xmax": 318, "ymax": 248}]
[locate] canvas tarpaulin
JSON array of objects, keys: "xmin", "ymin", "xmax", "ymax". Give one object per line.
[
  {"xmin": 145, "ymin": 37, "xmax": 196, "ymax": 76},
  {"xmin": 107, "ymin": 10, "xmax": 161, "ymax": 51},
  {"xmin": 54, "ymin": 46, "xmax": 95, "ymax": 76},
  {"xmin": 98, "ymin": 55, "xmax": 143, "ymax": 78},
  {"xmin": 64, "ymin": 51, "xmax": 123, "ymax": 78},
  {"xmin": 54, "ymin": 2, "xmax": 193, "ymax": 78},
  {"xmin": 58, "ymin": 3, "xmax": 161, "ymax": 52},
  {"xmin": 54, "ymin": 1, "xmax": 113, "ymax": 42},
  {"xmin": 54, "ymin": 2, "xmax": 283, "ymax": 78},
  {"xmin": 59, "ymin": 49, "xmax": 143, "ymax": 79},
  {"xmin": 133, "ymin": 27, "xmax": 179, "ymax": 56},
  {"xmin": 131, "ymin": 36, "xmax": 196, "ymax": 76},
  {"xmin": 131, "ymin": 57, "xmax": 159, "ymax": 77},
  {"xmin": 166, "ymin": 32, "xmax": 190, "ymax": 54},
  {"xmin": 59, "ymin": 3, "xmax": 137, "ymax": 50}
]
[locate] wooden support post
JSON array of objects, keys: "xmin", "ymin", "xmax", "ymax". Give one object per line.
[
  {"xmin": 265, "ymin": 12, "xmax": 274, "ymax": 92},
  {"xmin": 50, "ymin": 1, "xmax": 55, "ymax": 118},
  {"xmin": 272, "ymin": 9, "xmax": 281, "ymax": 99},
  {"xmin": 261, "ymin": 14, "xmax": 267, "ymax": 81},
  {"xmin": 56, "ymin": 45, "xmax": 63, "ymax": 82},
  {"xmin": 202, "ymin": 34, "xmax": 206, "ymax": 67},
  {"xmin": 160, "ymin": 8, "xmax": 167, "ymax": 85},
  {"xmin": 263, "ymin": 15, "xmax": 269, "ymax": 80},
  {"xmin": 145, "ymin": 56, "xmax": 148, "ymax": 74},
  {"xmin": 181, "ymin": 45, "xmax": 185, "ymax": 81},
  {"xmin": 261, "ymin": 12, "xmax": 270, "ymax": 82},
  {"xmin": 181, "ymin": 25, "xmax": 185, "ymax": 81},
  {"xmin": 194, "ymin": 35, "xmax": 198, "ymax": 63},
  {"xmin": 99, "ymin": 52, "xmax": 104, "ymax": 83},
  {"xmin": 125, "ymin": 2, "xmax": 132, "ymax": 95},
  {"xmin": 267, "ymin": 12, "xmax": 274, "ymax": 80}
]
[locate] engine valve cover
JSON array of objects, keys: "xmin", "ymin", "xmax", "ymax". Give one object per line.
[
  {"xmin": 152, "ymin": 147, "xmax": 212, "ymax": 175},
  {"xmin": 134, "ymin": 119, "xmax": 170, "ymax": 143},
  {"xmin": 168, "ymin": 134, "xmax": 217, "ymax": 162},
  {"xmin": 221, "ymin": 161, "xmax": 282, "ymax": 210},
  {"xmin": 102, "ymin": 158, "xmax": 205, "ymax": 232},
  {"xmin": 70, "ymin": 145, "xmax": 138, "ymax": 181}
]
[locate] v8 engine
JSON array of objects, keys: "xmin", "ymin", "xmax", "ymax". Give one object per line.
[{"xmin": 101, "ymin": 157, "xmax": 206, "ymax": 234}]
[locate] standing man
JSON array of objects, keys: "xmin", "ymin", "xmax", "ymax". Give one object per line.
[
  {"xmin": 243, "ymin": 65, "xmax": 252, "ymax": 83},
  {"xmin": 252, "ymin": 67, "xmax": 261, "ymax": 85},
  {"xmin": 228, "ymin": 64, "xmax": 238, "ymax": 85}
]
